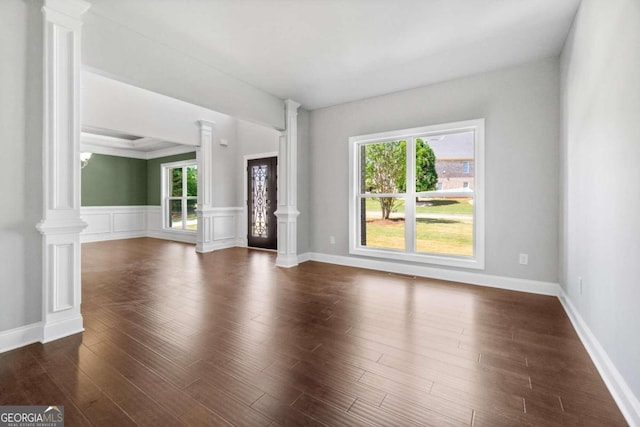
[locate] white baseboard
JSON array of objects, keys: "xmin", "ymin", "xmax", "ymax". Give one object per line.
[
  {"xmin": 81, "ymin": 230, "xmax": 147, "ymax": 243},
  {"xmin": 0, "ymin": 323, "xmax": 42, "ymax": 353},
  {"xmin": 196, "ymin": 239, "xmax": 239, "ymax": 253},
  {"xmin": 301, "ymin": 252, "xmax": 559, "ymax": 296},
  {"xmin": 147, "ymin": 230, "xmax": 197, "ymax": 244},
  {"xmin": 559, "ymin": 289, "xmax": 640, "ymax": 427},
  {"xmin": 297, "ymin": 252, "xmax": 312, "ymax": 263}
]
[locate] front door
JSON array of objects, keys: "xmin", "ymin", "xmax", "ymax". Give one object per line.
[{"xmin": 247, "ymin": 157, "xmax": 277, "ymax": 250}]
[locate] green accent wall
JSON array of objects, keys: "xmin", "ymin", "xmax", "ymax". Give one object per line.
[
  {"xmin": 147, "ymin": 152, "xmax": 196, "ymax": 205},
  {"xmin": 81, "ymin": 152, "xmax": 196, "ymax": 206},
  {"xmin": 81, "ymin": 154, "xmax": 148, "ymax": 206}
]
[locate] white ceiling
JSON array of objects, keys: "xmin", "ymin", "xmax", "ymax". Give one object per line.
[
  {"xmin": 81, "ymin": 127, "xmax": 195, "ymax": 160},
  {"xmin": 88, "ymin": 0, "xmax": 581, "ymax": 110}
]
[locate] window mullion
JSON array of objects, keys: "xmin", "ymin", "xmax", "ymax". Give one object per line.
[
  {"xmin": 182, "ymin": 167, "xmax": 187, "ymax": 229},
  {"xmin": 357, "ymin": 144, "xmax": 366, "ymax": 248},
  {"xmin": 405, "ymin": 138, "xmax": 416, "ymax": 253}
]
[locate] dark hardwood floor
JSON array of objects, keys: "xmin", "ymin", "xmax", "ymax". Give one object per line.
[{"xmin": 0, "ymin": 238, "xmax": 627, "ymax": 426}]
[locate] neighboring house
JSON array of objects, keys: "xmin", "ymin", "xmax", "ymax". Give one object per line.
[{"xmin": 426, "ymin": 132, "xmax": 474, "ymax": 191}]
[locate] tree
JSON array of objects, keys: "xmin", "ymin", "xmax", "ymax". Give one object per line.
[
  {"xmin": 186, "ymin": 166, "xmax": 197, "ymax": 196},
  {"xmin": 364, "ymin": 141, "xmax": 406, "ymax": 219},
  {"xmin": 364, "ymin": 139, "xmax": 438, "ymax": 219},
  {"xmin": 415, "ymin": 138, "xmax": 438, "ymax": 192},
  {"xmin": 171, "ymin": 166, "xmax": 198, "ymax": 197}
]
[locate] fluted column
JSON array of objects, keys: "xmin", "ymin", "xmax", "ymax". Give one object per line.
[
  {"xmin": 275, "ymin": 99, "xmax": 301, "ymax": 267},
  {"xmin": 36, "ymin": 0, "xmax": 90, "ymax": 342}
]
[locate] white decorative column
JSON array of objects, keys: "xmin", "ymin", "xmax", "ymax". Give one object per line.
[
  {"xmin": 36, "ymin": 0, "xmax": 90, "ymax": 342},
  {"xmin": 195, "ymin": 120, "xmax": 216, "ymax": 252},
  {"xmin": 275, "ymin": 99, "xmax": 301, "ymax": 267}
]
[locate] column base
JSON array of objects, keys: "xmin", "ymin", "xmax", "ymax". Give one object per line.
[
  {"xmin": 42, "ymin": 313, "xmax": 84, "ymax": 343},
  {"xmin": 196, "ymin": 206, "xmax": 214, "ymax": 253},
  {"xmin": 276, "ymin": 253, "xmax": 299, "ymax": 268},
  {"xmin": 275, "ymin": 207, "xmax": 300, "ymax": 268}
]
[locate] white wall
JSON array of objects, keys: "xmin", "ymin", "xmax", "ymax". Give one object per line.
[
  {"xmin": 560, "ymin": 0, "xmax": 640, "ymax": 419},
  {"xmin": 82, "ymin": 11, "xmax": 285, "ymax": 130},
  {"xmin": 0, "ymin": 0, "xmax": 43, "ymax": 333},
  {"xmin": 309, "ymin": 58, "xmax": 560, "ymax": 284}
]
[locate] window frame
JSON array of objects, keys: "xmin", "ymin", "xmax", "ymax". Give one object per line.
[
  {"xmin": 348, "ymin": 119, "xmax": 485, "ymax": 269},
  {"xmin": 161, "ymin": 159, "xmax": 198, "ymax": 233}
]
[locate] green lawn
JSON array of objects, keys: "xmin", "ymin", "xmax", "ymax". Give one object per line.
[
  {"xmin": 364, "ymin": 217, "xmax": 473, "ymax": 256},
  {"xmin": 364, "ymin": 197, "xmax": 473, "ymax": 215}
]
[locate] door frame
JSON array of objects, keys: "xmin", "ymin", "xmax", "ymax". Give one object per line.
[{"xmin": 243, "ymin": 152, "xmax": 278, "ymax": 249}]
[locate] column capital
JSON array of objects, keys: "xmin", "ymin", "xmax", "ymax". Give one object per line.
[
  {"xmin": 197, "ymin": 120, "xmax": 216, "ymax": 131},
  {"xmin": 284, "ymin": 99, "xmax": 301, "ymax": 113},
  {"xmin": 43, "ymin": 0, "xmax": 91, "ymax": 25}
]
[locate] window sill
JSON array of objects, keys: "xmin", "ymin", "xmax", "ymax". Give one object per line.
[
  {"xmin": 349, "ymin": 247, "xmax": 484, "ymax": 270},
  {"xmin": 162, "ymin": 228, "xmax": 197, "ymax": 234}
]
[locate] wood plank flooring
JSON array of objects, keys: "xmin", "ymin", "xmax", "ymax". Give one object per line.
[{"xmin": 0, "ymin": 238, "xmax": 627, "ymax": 426}]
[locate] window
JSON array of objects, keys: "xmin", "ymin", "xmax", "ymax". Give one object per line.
[
  {"xmin": 349, "ymin": 119, "xmax": 484, "ymax": 269},
  {"xmin": 162, "ymin": 160, "xmax": 197, "ymax": 232}
]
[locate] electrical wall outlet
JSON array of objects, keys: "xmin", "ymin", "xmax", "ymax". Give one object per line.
[
  {"xmin": 519, "ymin": 253, "xmax": 528, "ymax": 265},
  {"xmin": 329, "ymin": 235, "xmax": 336, "ymax": 245}
]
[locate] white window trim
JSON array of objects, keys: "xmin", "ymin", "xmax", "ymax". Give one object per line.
[
  {"xmin": 161, "ymin": 159, "xmax": 198, "ymax": 233},
  {"xmin": 348, "ymin": 119, "xmax": 485, "ymax": 270}
]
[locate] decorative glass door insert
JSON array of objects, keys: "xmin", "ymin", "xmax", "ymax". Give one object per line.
[{"xmin": 247, "ymin": 157, "xmax": 277, "ymax": 249}]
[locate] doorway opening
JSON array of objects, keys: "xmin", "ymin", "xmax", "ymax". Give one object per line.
[{"xmin": 247, "ymin": 156, "xmax": 277, "ymax": 250}]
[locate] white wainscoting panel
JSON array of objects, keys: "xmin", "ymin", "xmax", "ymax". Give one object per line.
[
  {"xmin": 83, "ymin": 212, "xmax": 110, "ymax": 234},
  {"xmin": 52, "ymin": 243, "xmax": 74, "ymax": 312},
  {"xmin": 146, "ymin": 206, "xmax": 162, "ymax": 233},
  {"xmin": 198, "ymin": 207, "xmax": 244, "ymax": 252},
  {"xmin": 81, "ymin": 206, "xmax": 147, "ymax": 242},
  {"xmin": 113, "ymin": 211, "xmax": 146, "ymax": 233},
  {"xmin": 213, "ymin": 215, "xmax": 235, "ymax": 241},
  {"xmin": 81, "ymin": 206, "xmax": 244, "ymax": 248}
]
